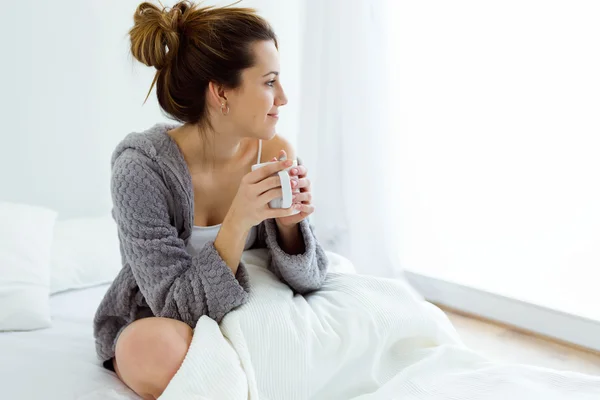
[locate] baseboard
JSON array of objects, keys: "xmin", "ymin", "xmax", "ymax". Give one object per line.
[{"xmin": 402, "ymin": 270, "xmax": 600, "ymax": 353}]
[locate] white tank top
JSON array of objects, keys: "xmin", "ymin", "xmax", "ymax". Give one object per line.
[
  {"xmin": 185, "ymin": 139, "xmax": 263, "ymax": 256},
  {"xmin": 185, "ymin": 224, "xmax": 258, "ymax": 256}
]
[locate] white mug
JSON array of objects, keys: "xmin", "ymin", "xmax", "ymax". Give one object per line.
[{"xmin": 251, "ymin": 159, "xmax": 300, "ymax": 214}]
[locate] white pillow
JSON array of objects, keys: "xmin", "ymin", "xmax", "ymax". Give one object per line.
[
  {"xmin": 0, "ymin": 201, "xmax": 57, "ymax": 331},
  {"xmin": 50, "ymin": 214, "xmax": 122, "ymax": 294}
]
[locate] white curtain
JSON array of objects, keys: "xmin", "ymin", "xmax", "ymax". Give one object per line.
[{"xmin": 297, "ymin": 0, "xmax": 404, "ymax": 279}]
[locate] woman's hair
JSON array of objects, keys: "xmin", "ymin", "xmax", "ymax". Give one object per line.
[{"xmin": 129, "ymin": 1, "xmax": 277, "ymax": 124}]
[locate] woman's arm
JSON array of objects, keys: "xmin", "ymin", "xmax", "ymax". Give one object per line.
[
  {"xmin": 214, "ymin": 215, "xmax": 251, "ymax": 275},
  {"xmin": 250, "ymin": 134, "xmax": 329, "ymax": 292},
  {"xmin": 111, "ymin": 151, "xmax": 249, "ymax": 325},
  {"xmin": 254, "ymin": 218, "xmax": 329, "ymax": 293},
  {"xmin": 275, "ymin": 222, "xmax": 305, "ymax": 255}
]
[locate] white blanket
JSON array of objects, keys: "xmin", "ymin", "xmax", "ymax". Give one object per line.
[{"xmin": 160, "ymin": 249, "xmax": 600, "ymax": 400}]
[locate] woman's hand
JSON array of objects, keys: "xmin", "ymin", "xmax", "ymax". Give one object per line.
[
  {"xmin": 272, "ymin": 150, "xmax": 315, "ymax": 229},
  {"xmin": 225, "ymin": 157, "xmax": 300, "ymax": 233}
]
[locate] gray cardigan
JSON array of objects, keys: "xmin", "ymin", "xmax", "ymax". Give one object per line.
[{"xmin": 93, "ymin": 123, "xmax": 329, "ymax": 362}]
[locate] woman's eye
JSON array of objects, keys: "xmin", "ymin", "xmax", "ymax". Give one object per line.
[{"xmin": 267, "ymin": 80, "xmax": 276, "ymax": 87}]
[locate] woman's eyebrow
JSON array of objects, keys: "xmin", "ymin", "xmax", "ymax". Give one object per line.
[{"xmin": 262, "ymin": 71, "xmax": 279, "ymax": 77}]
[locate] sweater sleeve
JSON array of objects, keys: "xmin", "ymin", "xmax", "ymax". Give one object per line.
[
  {"xmin": 254, "ymin": 218, "xmax": 329, "ymax": 293},
  {"xmin": 111, "ymin": 152, "xmax": 249, "ymax": 325}
]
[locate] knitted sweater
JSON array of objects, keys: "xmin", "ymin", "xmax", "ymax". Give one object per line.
[{"xmin": 93, "ymin": 123, "xmax": 329, "ymax": 362}]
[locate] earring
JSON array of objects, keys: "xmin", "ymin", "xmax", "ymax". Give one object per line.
[{"xmin": 220, "ymin": 102, "xmax": 230, "ymax": 116}]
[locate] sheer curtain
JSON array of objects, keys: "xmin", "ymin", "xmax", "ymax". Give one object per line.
[{"xmin": 297, "ymin": 0, "xmax": 406, "ymax": 280}]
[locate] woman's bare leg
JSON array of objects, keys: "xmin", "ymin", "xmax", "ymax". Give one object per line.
[{"xmin": 112, "ymin": 317, "xmax": 193, "ymax": 400}]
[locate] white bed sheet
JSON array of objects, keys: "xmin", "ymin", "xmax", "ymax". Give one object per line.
[
  {"xmin": 0, "ymin": 251, "xmax": 357, "ymax": 400},
  {"xmin": 3, "ymin": 252, "xmax": 597, "ymax": 400},
  {"xmin": 0, "ymin": 284, "xmax": 138, "ymax": 400}
]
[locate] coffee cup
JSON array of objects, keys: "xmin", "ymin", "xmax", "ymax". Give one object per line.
[{"xmin": 251, "ymin": 159, "xmax": 300, "ymax": 214}]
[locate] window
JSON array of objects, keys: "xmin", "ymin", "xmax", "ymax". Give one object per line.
[{"xmin": 384, "ymin": 1, "xmax": 600, "ymax": 350}]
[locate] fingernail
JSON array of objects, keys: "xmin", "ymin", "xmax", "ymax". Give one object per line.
[
  {"xmin": 291, "ymin": 180, "xmax": 297, "ymax": 187},
  {"xmin": 291, "ymin": 168, "xmax": 298, "ymax": 175}
]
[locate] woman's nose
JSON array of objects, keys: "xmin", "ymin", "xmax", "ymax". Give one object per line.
[{"xmin": 276, "ymin": 88, "xmax": 288, "ymax": 107}]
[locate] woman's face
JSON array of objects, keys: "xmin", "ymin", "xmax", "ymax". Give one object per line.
[{"xmin": 225, "ymin": 40, "xmax": 288, "ymax": 140}]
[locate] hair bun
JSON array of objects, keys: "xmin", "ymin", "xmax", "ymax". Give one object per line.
[{"xmin": 129, "ymin": 2, "xmax": 187, "ymax": 69}]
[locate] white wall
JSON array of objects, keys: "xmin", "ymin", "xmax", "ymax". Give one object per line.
[{"xmin": 0, "ymin": 0, "xmax": 302, "ymax": 219}]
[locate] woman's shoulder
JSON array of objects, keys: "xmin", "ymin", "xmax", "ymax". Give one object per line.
[
  {"xmin": 110, "ymin": 123, "xmax": 183, "ymax": 167},
  {"xmin": 111, "ymin": 122, "xmax": 181, "ymax": 161},
  {"xmin": 260, "ymin": 133, "xmax": 297, "ymax": 162},
  {"xmin": 109, "ymin": 123, "xmax": 190, "ymax": 229},
  {"xmin": 109, "ymin": 123, "xmax": 185, "ymax": 185}
]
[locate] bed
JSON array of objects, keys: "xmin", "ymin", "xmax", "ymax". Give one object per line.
[
  {"xmin": 0, "ymin": 250, "xmax": 357, "ymax": 400},
  {"xmin": 0, "ymin": 284, "xmax": 137, "ymax": 400},
  {"xmin": 1, "ymin": 251, "xmax": 599, "ymax": 400}
]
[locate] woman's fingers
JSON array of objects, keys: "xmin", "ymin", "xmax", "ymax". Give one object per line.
[
  {"xmin": 253, "ymin": 172, "xmax": 307, "ymax": 195},
  {"xmin": 294, "ymin": 177, "xmax": 310, "ymax": 190},
  {"xmin": 292, "ymin": 192, "xmax": 312, "ymax": 204},
  {"xmin": 272, "ymin": 150, "xmax": 287, "ymax": 162},
  {"xmin": 246, "ymin": 159, "xmax": 293, "ymax": 183},
  {"xmin": 258, "ymin": 187, "xmax": 285, "ymax": 204},
  {"xmin": 289, "ymin": 165, "xmax": 307, "ymax": 177},
  {"xmin": 293, "ymin": 203, "xmax": 315, "ymax": 215},
  {"xmin": 254, "ymin": 175, "xmax": 282, "ymax": 195},
  {"xmin": 265, "ymin": 204, "xmax": 303, "ymax": 219}
]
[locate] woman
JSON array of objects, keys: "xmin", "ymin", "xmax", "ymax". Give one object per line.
[{"xmin": 93, "ymin": 1, "xmax": 329, "ymax": 398}]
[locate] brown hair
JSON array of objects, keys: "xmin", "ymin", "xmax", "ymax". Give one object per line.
[{"xmin": 129, "ymin": 1, "xmax": 277, "ymax": 125}]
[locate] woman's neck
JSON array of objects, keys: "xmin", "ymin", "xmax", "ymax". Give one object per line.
[{"xmin": 169, "ymin": 123, "xmax": 249, "ymax": 171}]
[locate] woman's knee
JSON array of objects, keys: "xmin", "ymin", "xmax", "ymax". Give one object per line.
[{"xmin": 114, "ymin": 317, "xmax": 193, "ymax": 399}]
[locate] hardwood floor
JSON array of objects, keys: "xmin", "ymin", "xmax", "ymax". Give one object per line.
[{"xmin": 435, "ymin": 303, "xmax": 600, "ymax": 376}]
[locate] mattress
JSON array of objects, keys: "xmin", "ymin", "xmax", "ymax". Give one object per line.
[{"xmin": 0, "ymin": 284, "xmax": 138, "ymax": 400}]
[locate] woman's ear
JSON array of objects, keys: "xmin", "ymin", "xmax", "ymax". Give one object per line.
[{"xmin": 207, "ymin": 81, "xmax": 227, "ymax": 109}]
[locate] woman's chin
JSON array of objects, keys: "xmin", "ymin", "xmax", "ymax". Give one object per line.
[
  {"xmin": 261, "ymin": 129, "xmax": 278, "ymax": 140},
  {"xmin": 248, "ymin": 124, "xmax": 277, "ymax": 140}
]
